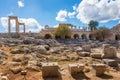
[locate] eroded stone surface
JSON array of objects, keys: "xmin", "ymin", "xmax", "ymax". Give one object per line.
[
  {"xmin": 82, "ymin": 45, "xmax": 91, "ymax": 52},
  {"xmin": 91, "ymin": 53, "xmax": 102, "ymax": 59},
  {"xmin": 68, "ymin": 64, "xmax": 84, "ymax": 74},
  {"xmin": 92, "ymin": 64, "xmax": 106, "ymax": 76},
  {"xmin": 42, "ymin": 62, "xmax": 59, "ymax": 77},
  {"xmin": 102, "ymin": 59, "xmax": 118, "ymax": 67},
  {"xmin": 102, "ymin": 44, "xmax": 117, "ymax": 58}
]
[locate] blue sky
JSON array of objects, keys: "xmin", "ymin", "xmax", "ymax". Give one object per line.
[{"xmin": 0, "ymin": 0, "xmax": 120, "ymax": 32}]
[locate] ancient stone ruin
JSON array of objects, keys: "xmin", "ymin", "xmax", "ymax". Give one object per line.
[
  {"xmin": 68, "ymin": 64, "xmax": 84, "ymax": 74},
  {"xmin": 102, "ymin": 44, "xmax": 117, "ymax": 58},
  {"xmin": 42, "ymin": 62, "xmax": 59, "ymax": 77},
  {"xmin": 8, "ymin": 16, "xmax": 25, "ymax": 33},
  {"xmin": 92, "ymin": 64, "xmax": 106, "ymax": 76}
]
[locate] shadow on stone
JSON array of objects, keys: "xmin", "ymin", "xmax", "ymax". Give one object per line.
[
  {"xmin": 71, "ymin": 72, "xmax": 90, "ymax": 80},
  {"xmin": 43, "ymin": 71, "xmax": 62, "ymax": 80},
  {"xmin": 97, "ymin": 74, "xmax": 113, "ymax": 79}
]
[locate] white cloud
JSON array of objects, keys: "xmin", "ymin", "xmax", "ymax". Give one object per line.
[
  {"xmin": 53, "ymin": 24, "xmax": 59, "ymax": 28},
  {"xmin": 56, "ymin": 10, "xmax": 68, "ymax": 22},
  {"xmin": 76, "ymin": 0, "xmax": 120, "ymax": 23},
  {"xmin": 0, "ymin": 17, "xmax": 43, "ymax": 32},
  {"xmin": 68, "ymin": 12, "xmax": 76, "ymax": 18},
  {"xmin": 119, "ymin": 21, "xmax": 120, "ymax": 24},
  {"xmin": 72, "ymin": 5, "xmax": 77, "ymax": 11},
  {"xmin": 18, "ymin": 0, "xmax": 24, "ymax": 8}
]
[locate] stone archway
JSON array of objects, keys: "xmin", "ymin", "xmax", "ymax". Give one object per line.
[
  {"xmin": 81, "ymin": 34, "xmax": 87, "ymax": 39},
  {"xmin": 73, "ymin": 34, "xmax": 79, "ymax": 39},
  {"xmin": 55, "ymin": 35, "xmax": 61, "ymax": 39},
  {"xmin": 89, "ymin": 34, "xmax": 94, "ymax": 40},
  {"xmin": 115, "ymin": 34, "xmax": 120, "ymax": 40},
  {"xmin": 65, "ymin": 35, "xmax": 71, "ymax": 39},
  {"xmin": 44, "ymin": 34, "xmax": 52, "ymax": 39}
]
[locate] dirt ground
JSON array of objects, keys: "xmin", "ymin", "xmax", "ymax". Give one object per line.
[{"xmin": 0, "ymin": 46, "xmax": 120, "ymax": 80}]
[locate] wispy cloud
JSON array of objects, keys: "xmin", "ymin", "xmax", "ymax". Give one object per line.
[
  {"xmin": 0, "ymin": 17, "xmax": 43, "ymax": 32},
  {"xmin": 18, "ymin": 0, "xmax": 24, "ymax": 8}
]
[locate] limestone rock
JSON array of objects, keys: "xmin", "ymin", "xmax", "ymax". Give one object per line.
[
  {"xmin": 12, "ymin": 54, "xmax": 24, "ymax": 62},
  {"xmin": 21, "ymin": 70, "xmax": 27, "ymax": 75},
  {"xmin": 102, "ymin": 59, "xmax": 118, "ymax": 67},
  {"xmin": 103, "ymin": 44, "xmax": 117, "ymax": 58},
  {"xmin": 6, "ymin": 62, "xmax": 21, "ymax": 67},
  {"xmin": 92, "ymin": 64, "xmax": 106, "ymax": 76},
  {"xmin": 0, "ymin": 50, "xmax": 8, "ymax": 59},
  {"xmin": 10, "ymin": 49, "xmax": 20, "ymax": 54},
  {"xmin": 77, "ymin": 52, "xmax": 90, "ymax": 57},
  {"xmin": 91, "ymin": 53, "xmax": 102, "ymax": 59},
  {"xmin": 10, "ymin": 66, "xmax": 22, "ymax": 74},
  {"xmin": 68, "ymin": 64, "xmax": 84, "ymax": 74},
  {"xmin": 34, "ymin": 45, "xmax": 47, "ymax": 54},
  {"xmin": 42, "ymin": 62, "xmax": 59, "ymax": 77},
  {"xmin": 26, "ymin": 66, "xmax": 40, "ymax": 72},
  {"xmin": 82, "ymin": 45, "xmax": 91, "ymax": 52}
]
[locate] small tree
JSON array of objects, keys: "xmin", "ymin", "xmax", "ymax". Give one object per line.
[
  {"xmin": 88, "ymin": 20, "xmax": 98, "ymax": 31},
  {"xmin": 53, "ymin": 24, "xmax": 72, "ymax": 39}
]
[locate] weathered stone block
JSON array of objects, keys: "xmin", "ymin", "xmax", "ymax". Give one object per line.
[
  {"xmin": 92, "ymin": 64, "xmax": 106, "ymax": 76},
  {"xmin": 102, "ymin": 44, "xmax": 110, "ymax": 49},
  {"xmin": 10, "ymin": 66, "xmax": 22, "ymax": 74},
  {"xmin": 82, "ymin": 45, "xmax": 91, "ymax": 52},
  {"xmin": 102, "ymin": 59, "xmax": 118, "ymax": 67},
  {"xmin": 68, "ymin": 64, "xmax": 84, "ymax": 74},
  {"xmin": 91, "ymin": 53, "xmax": 102, "ymax": 59},
  {"xmin": 102, "ymin": 44, "xmax": 117, "ymax": 58},
  {"xmin": 77, "ymin": 52, "xmax": 90, "ymax": 57},
  {"xmin": 42, "ymin": 62, "xmax": 59, "ymax": 77}
]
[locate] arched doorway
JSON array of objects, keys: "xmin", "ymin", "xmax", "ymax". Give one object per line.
[
  {"xmin": 44, "ymin": 34, "xmax": 52, "ymax": 39},
  {"xmin": 55, "ymin": 35, "xmax": 61, "ymax": 39},
  {"xmin": 89, "ymin": 34, "xmax": 94, "ymax": 40},
  {"xmin": 115, "ymin": 34, "xmax": 120, "ymax": 40},
  {"xmin": 73, "ymin": 34, "xmax": 79, "ymax": 39},
  {"xmin": 65, "ymin": 35, "xmax": 71, "ymax": 39},
  {"xmin": 81, "ymin": 34, "xmax": 87, "ymax": 39}
]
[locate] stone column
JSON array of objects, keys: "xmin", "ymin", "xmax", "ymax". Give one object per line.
[
  {"xmin": 16, "ymin": 18, "xmax": 19, "ymax": 33},
  {"xmin": 24, "ymin": 24, "xmax": 25, "ymax": 33},
  {"xmin": 8, "ymin": 18, "xmax": 11, "ymax": 33}
]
